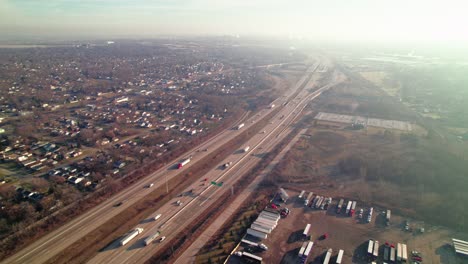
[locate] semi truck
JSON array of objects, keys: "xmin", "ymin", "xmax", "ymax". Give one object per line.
[
  {"xmin": 302, "ymin": 224, "xmax": 311, "ymax": 239},
  {"xmin": 336, "ymin": 249, "xmax": 344, "ymax": 264},
  {"xmin": 373, "ymin": 240, "xmax": 379, "ymax": 257},
  {"xmin": 143, "ymin": 231, "xmax": 160, "ymax": 246},
  {"xmin": 401, "ymin": 243, "xmax": 408, "ymax": 261},
  {"xmin": 345, "ymin": 201, "xmax": 352, "ymax": 215},
  {"xmin": 336, "ymin": 199, "xmax": 344, "ymax": 213},
  {"xmin": 119, "ymin": 228, "xmax": 144, "ymax": 246},
  {"xmin": 247, "ymin": 228, "xmax": 268, "ymax": 239},
  {"xmin": 298, "ymin": 190, "xmax": 305, "ymax": 199},
  {"xmin": 315, "ymin": 196, "xmax": 324, "ymax": 209},
  {"xmin": 386, "ymin": 210, "xmax": 391, "ymax": 226},
  {"xmin": 237, "ymin": 123, "xmax": 245, "ymax": 130},
  {"xmin": 323, "ymin": 248, "xmax": 333, "ymax": 264},
  {"xmin": 305, "ymin": 192, "xmax": 314, "ymax": 207},
  {"xmin": 367, "ymin": 240, "xmax": 374, "ymax": 255},
  {"xmin": 177, "ymin": 158, "xmax": 191, "ymax": 169},
  {"xmin": 350, "ymin": 201, "xmax": 357, "ymax": 217}
]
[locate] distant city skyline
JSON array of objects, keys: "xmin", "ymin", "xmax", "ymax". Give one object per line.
[{"xmin": 1, "ymin": 0, "xmax": 467, "ymax": 44}]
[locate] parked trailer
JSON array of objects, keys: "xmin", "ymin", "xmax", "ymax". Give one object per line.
[
  {"xmin": 315, "ymin": 196, "xmax": 324, "ymax": 209},
  {"xmin": 259, "ymin": 213, "xmax": 279, "ymax": 221},
  {"xmin": 242, "ymin": 252, "xmax": 262, "ymax": 263},
  {"xmin": 254, "ymin": 219, "xmax": 277, "ymax": 228},
  {"xmin": 303, "ymin": 241, "xmax": 314, "ymax": 257},
  {"xmin": 336, "ymin": 199, "xmax": 344, "ymax": 213},
  {"xmin": 383, "ymin": 245, "xmax": 390, "ymax": 261},
  {"xmin": 251, "ymin": 225, "xmax": 271, "ymax": 234},
  {"xmin": 310, "ymin": 195, "xmax": 319, "ymax": 208},
  {"xmin": 298, "ymin": 190, "xmax": 306, "ymax": 199},
  {"xmin": 119, "ymin": 228, "xmax": 144, "ymax": 246},
  {"xmin": 397, "ymin": 243, "xmax": 402, "ymax": 261},
  {"xmin": 143, "ymin": 231, "xmax": 160, "ymax": 246},
  {"xmin": 350, "ymin": 201, "xmax": 357, "ymax": 216},
  {"xmin": 367, "ymin": 240, "xmax": 374, "ymax": 255},
  {"xmin": 305, "ymin": 192, "xmax": 314, "ymax": 206},
  {"xmin": 402, "ymin": 243, "xmax": 408, "ymax": 261},
  {"xmin": 386, "ymin": 210, "xmax": 391, "ymax": 226},
  {"xmin": 390, "ymin": 246, "xmax": 396, "ymax": 262},
  {"xmin": 177, "ymin": 158, "xmax": 190, "ymax": 169},
  {"xmin": 247, "ymin": 228, "xmax": 268, "ymax": 239},
  {"xmin": 336, "ymin": 249, "xmax": 344, "ymax": 264},
  {"xmin": 242, "ymin": 239, "xmax": 259, "ymax": 247},
  {"xmin": 279, "ymin": 188, "xmax": 289, "ymax": 202},
  {"xmin": 345, "ymin": 201, "xmax": 352, "ymax": 214},
  {"xmin": 373, "ymin": 240, "xmax": 379, "ymax": 257},
  {"xmin": 261, "ymin": 209, "xmax": 280, "ymax": 217},
  {"xmin": 323, "ymin": 248, "xmax": 333, "ymax": 264},
  {"xmin": 237, "ymin": 123, "xmax": 245, "ymax": 130},
  {"xmin": 298, "ymin": 241, "xmax": 308, "ymax": 256},
  {"xmin": 303, "ymin": 224, "xmax": 311, "ymax": 238}
]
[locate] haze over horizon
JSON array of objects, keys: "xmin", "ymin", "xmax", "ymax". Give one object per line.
[{"xmin": 1, "ymin": 0, "xmax": 468, "ymax": 45}]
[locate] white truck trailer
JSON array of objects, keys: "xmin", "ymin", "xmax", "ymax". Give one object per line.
[
  {"xmin": 247, "ymin": 228, "xmax": 268, "ymax": 239},
  {"xmin": 143, "ymin": 231, "xmax": 160, "ymax": 246},
  {"xmin": 336, "ymin": 249, "xmax": 344, "ymax": 264},
  {"xmin": 305, "ymin": 192, "xmax": 314, "ymax": 206},
  {"xmin": 323, "ymin": 248, "xmax": 333, "ymax": 264},
  {"xmin": 298, "ymin": 190, "xmax": 306, "ymax": 199},
  {"xmin": 402, "ymin": 243, "xmax": 408, "ymax": 261},
  {"xmin": 373, "ymin": 240, "xmax": 379, "ymax": 257},
  {"xmin": 345, "ymin": 201, "xmax": 352, "ymax": 214},
  {"xmin": 367, "ymin": 240, "xmax": 374, "ymax": 255},
  {"xmin": 397, "ymin": 243, "xmax": 402, "ymax": 261},
  {"xmin": 119, "ymin": 228, "xmax": 144, "ymax": 246}
]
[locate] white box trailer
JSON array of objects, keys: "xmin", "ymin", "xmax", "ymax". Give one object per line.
[
  {"xmin": 143, "ymin": 231, "xmax": 160, "ymax": 246},
  {"xmin": 252, "ymin": 223, "xmax": 273, "ymax": 231},
  {"xmin": 254, "ymin": 221, "xmax": 276, "ymax": 230},
  {"xmin": 323, "ymin": 248, "xmax": 333, "ymax": 264},
  {"xmin": 120, "ymin": 228, "xmax": 144, "ymax": 246},
  {"xmin": 373, "ymin": 240, "xmax": 379, "ymax": 257},
  {"xmin": 390, "ymin": 246, "xmax": 396, "ymax": 262},
  {"xmin": 251, "ymin": 225, "xmax": 272, "ymax": 234},
  {"xmin": 345, "ymin": 201, "xmax": 352, "ymax": 214},
  {"xmin": 298, "ymin": 241, "xmax": 308, "ymax": 256},
  {"xmin": 261, "ymin": 210, "xmax": 280, "ymax": 218},
  {"xmin": 298, "ymin": 190, "xmax": 306, "ymax": 199},
  {"xmin": 255, "ymin": 217, "xmax": 278, "ymax": 226},
  {"xmin": 336, "ymin": 249, "xmax": 344, "ymax": 264},
  {"xmin": 305, "ymin": 192, "xmax": 314, "ymax": 206},
  {"xmin": 303, "ymin": 224, "xmax": 311, "ymax": 238},
  {"xmin": 397, "ymin": 243, "xmax": 402, "ymax": 261},
  {"xmin": 367, "ymin": 240, "xmax": 374, "ymax": 255},
  {"xmin": 303, "ymin": 241, "xmax": 314, "ymax": 257},
  {"xmin": 247, "ymin": 228, "xmax": 268, "ymax": 239},
  {"xmin": 402, "ymin": 243, "xmax": 408, "ymax": 261},
  {"xmin": 259, "ymin": 213, "xmax": 279, "ymax": 222}
]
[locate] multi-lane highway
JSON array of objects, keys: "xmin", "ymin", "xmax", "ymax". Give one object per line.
[
  {"xmin": 87, "ymin": 65, "xmax": 343, "ymax": 264},
  {"xmin": 3, "ymin": 62, "xmax": 323, "ymax": 264}
]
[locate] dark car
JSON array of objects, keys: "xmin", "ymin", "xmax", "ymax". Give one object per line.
[{"xmin": 114, "ymin": 201, "xmax": 123, "ymax": 207}]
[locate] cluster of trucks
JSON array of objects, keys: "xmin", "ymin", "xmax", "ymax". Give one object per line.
[
  {"xmin": 300, "ymin": 191, "xmax": 332, "ymax": 210},
  {"xmin": 368, "ymin": 239, "xmax": 408, "ymax": 263},
  {"xmin": 246, "ymin": 209, "xmax": 280, "ymax": 240}
]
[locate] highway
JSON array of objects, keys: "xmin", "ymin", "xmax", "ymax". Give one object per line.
[
  {"xmin": 2, "ymin": 62, "xmax": 321, "ymax": 264},
  {"xmin": 87, "ymin": 65, "xmax": 343, "ymax": 264}
]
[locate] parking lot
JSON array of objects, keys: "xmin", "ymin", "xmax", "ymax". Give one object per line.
[{"xmin": 229, "ymin": 189, "xmax": 465, "ymax": 264}]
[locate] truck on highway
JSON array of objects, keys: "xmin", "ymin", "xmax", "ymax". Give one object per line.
[
  {"xmin": 243, "ymin": 146, "xmax": 250, "ymax": 152},
  {"xmin": 237, "ymin": 123, "xmax": 245, "ymax": 130},
  {"xmin": 153, "ymin": 214, "xmax": 162, "ymax": 221},
  {"xmin": 119, "ymin": 228, "xmax": 144, "ymax": 246},
  {"xmin": 345, "ymin": 201, "xmax": 352, "ymax": 215},
  {"xmin": 143, "ymin": 231, "xmax": 160, "ymax": 246},
  {"xmin": 177, "ymin": 158, "xmax": 191, "ymax": 169},
  {"xmin": 336, "ymin": 199, "xmax": 344, "ymax": 213}
]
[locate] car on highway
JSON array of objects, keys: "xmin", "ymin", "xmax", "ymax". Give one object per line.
[
  {"xmin": 146, "ymin": 183, "xmax": 154, "ymax": 188},
  {"xmin": 159, "ymin": 236, "xmax": 166, "ymax": 242},
  {"xmin": 114, "ymin": 201, "xmax": 123, "ymax": 207},
  {"xmin": 176, "ymin": 200, "xmax": 182, "ymax": 206}
]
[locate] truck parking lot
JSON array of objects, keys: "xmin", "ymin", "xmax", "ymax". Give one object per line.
[{"xmin": 229, "ymin": 189, "xmax": 465, "ymax": 264}]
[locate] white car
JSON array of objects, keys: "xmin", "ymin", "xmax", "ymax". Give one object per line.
[
  {"xmin": 159, "ymin": 236, "xmax": 166, "ymax": 242},
  {"xmin": 176, "ymin": 200, "xmax": 182, "ymax": 206}
]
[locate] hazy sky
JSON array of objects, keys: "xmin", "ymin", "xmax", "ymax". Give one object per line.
[{"xmin": 1, "ymin": 0, "xmax": 467, "ymax": 43}]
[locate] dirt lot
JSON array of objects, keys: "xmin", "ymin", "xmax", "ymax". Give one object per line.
[{"xmin": 237, "ymin": 189, "xmax": 465, "ymax": 264}]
